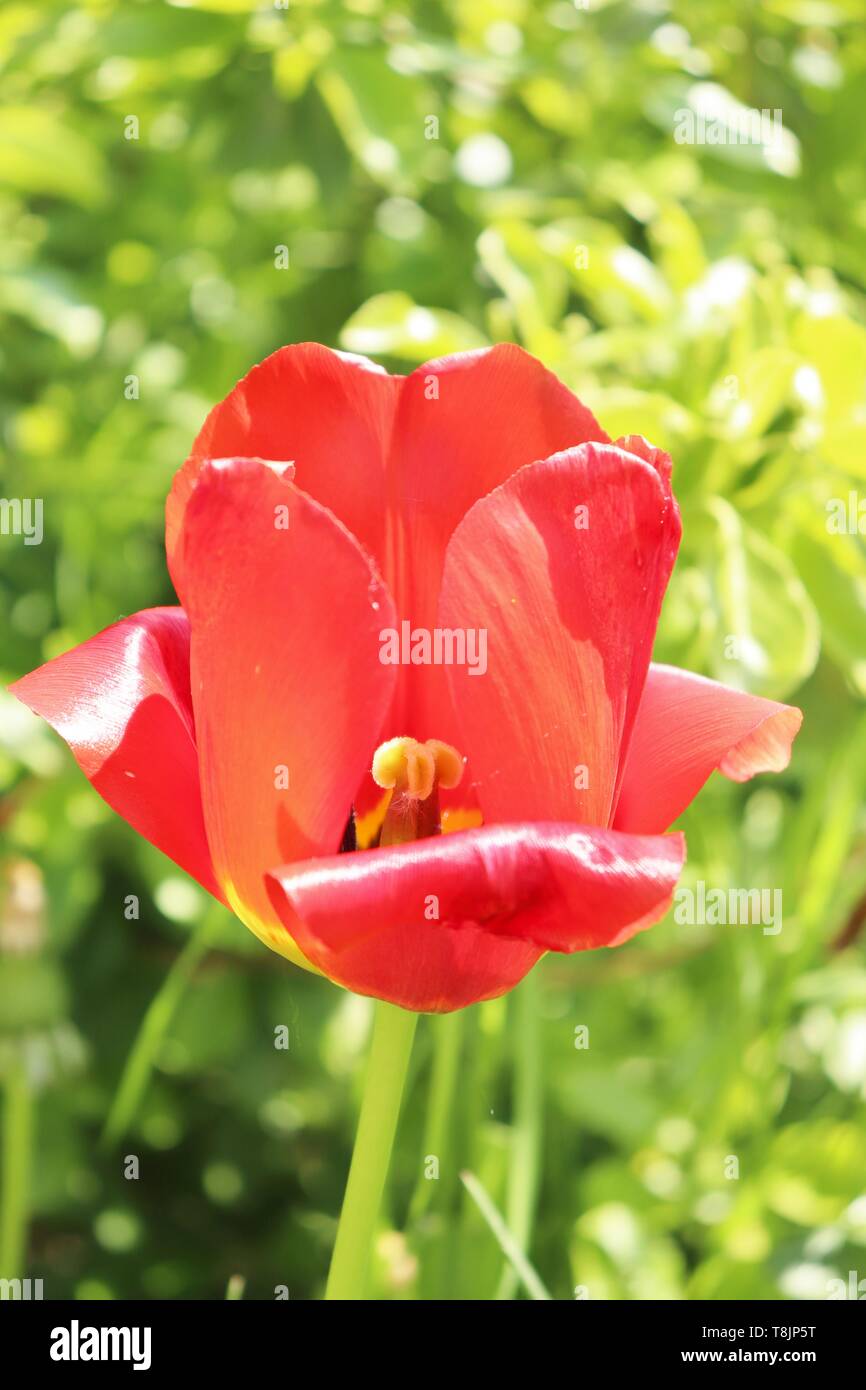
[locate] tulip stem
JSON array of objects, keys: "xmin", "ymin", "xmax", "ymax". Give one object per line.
[
  {"xmin": 325, "ymin": 999, "xmax": 418, "ymax": 1300},
  {"xmin": 0, "ymin": 1061, "xmax": 33, "ymax": 1281},
  {"xmin": 410, "ymin": 1008, "xmax": 465, "ymax": 1221}
]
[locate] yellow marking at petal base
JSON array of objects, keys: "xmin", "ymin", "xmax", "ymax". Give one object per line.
[
  {"xmin": 441, "ymin": 806, "xmax": 484, "ymax": 834},
  {"xmin": 224, "ymin": 879, "xmax": 323, "ymax": 975},
  {"xmin": 354, "ymin": 788, "xmax": 392, "ymax": 849}
]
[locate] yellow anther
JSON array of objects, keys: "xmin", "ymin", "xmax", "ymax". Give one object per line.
[
  {"xmin": 425, "ymin": 739, "xmax": 464, "ymax": 790},
  {"xmin": 372, "ymin": 737, "xmax": 433, "ymax": 800},
  {"xmin": 371, "ymin": 737, "xmax": 464, "ymax": 801}
]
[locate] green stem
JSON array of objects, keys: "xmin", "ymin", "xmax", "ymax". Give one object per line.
[
  {"xmin": 325, "ymin": 999, "xmax": 418, "ymax": 1300},
  {"xmin": 497, "ymin": 967, "xmax": 543, "ymax": 1299},
  {"xmin": 410, "ymin": 1009, "xmax": 465, "ymax": 1220},
  {"xmin": 101, "ymin": 914, "xmax": 217, "ymax": 1148},
  {"xmin": 0, "ymin": 1062, "xmax": 33, "ymax": 1280}
]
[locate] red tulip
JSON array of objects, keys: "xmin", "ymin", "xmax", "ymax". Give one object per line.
[{"xmin": 11, "ymin": 345, "xmax": 802, "ymax": 1011}]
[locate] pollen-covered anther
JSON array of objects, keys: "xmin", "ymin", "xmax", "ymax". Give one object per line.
[
  {"xmin": 371, "ymin": 736, "xmax": 464, "ymax": 801},
  {"xmin": 425, "ymin": 739, "xmax": 464, "ymax": 790},
  {"xmin": 372, "ymin": 736, "xmax": 465, "ymax": 847}
]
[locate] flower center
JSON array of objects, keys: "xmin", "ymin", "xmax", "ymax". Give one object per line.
[{"xmin": 371, "ymin": 736, "xmax": 464, "ymax": 845}]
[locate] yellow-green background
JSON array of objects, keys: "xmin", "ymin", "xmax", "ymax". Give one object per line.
[{"xmin": 1, "ymin": 0, "xmax": 866, "ymax": 1300}]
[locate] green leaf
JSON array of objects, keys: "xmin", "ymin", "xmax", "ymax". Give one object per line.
[
  {"xmin": 460, "ymin": 1171, "xmax": 552, "ymax": 1301},
  {"xmin": 715, "ymin": 348, "xmax": 803, "ymax": 439},
  {"xmin": 315, "ymin": 48, "xmax": 433, "ymax": 189},
  {"xmin": 340, "ymin": 292, "xmax": 487, "ymax": 362},
  {"xmin": 477, "ymin": 223, "xmax": 566, "ymax": 361},
  {"xmin": 790, "ymin": 520, "xmax": 866, "ymax": 694},
  {"xmin": 647, "ymin": 202, "xmax": 707, "ymax": 292},
  {"xmin": 0, "ymin": 109, "xmax": 107, "ymax": 207},
  {"xmin": 793, "ymin": 313, "xmax": 866, "ymax": 417},
  {"xmin": 684, "ymin": 500, "xmax": 819, "ymax": 699}
]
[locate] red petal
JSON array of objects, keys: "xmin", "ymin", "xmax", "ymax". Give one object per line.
[
  {"xmin": 9, "ymin": 608, "xmax": 222, "ymax": 898},
  {"xmin": 170, "ymin": 344, "xmax": 609, "ymax": 745},
  {"xmin": 615, "ymin": 433, "xmax": 674, "ymax": 487},
  {"xmin": 614, "ymin": 664, "xmax": 803, "ymax": 833},
  {"xmin": 439, "ymin": 443, "xmax": 681, "ymax": 829},
  {"xmin": 178, "ymin": 458, "xmax": 397, "ymax": 962},
  {"xmin": 265, "ymin": 823, "xmax": 684, "ymax": 1012},
  {"xmin": 389, "ymin": 344, "xmax": 610, "ymax": 737},
  {"xmin": 166, "ymin": 344, "xmax": 400, "ymax": 595}
]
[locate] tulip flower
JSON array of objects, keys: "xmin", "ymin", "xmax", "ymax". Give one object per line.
[
  {"xmin": 10, "ymin": 343, "xmax": 802, "ymax": 1297},
  {"xmin": 10, "ymin": 342, "xmax": 802, "ymax": 1009}
]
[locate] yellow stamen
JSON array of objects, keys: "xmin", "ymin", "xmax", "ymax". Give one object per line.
[
  {"xmin": 425, "ymin": 739, "xmax": 464, "ymax": 791},
  {"xmin": 371, "ymin": 736, "xmax": 436, "ymax": 801},
  {"xmin": 371, "ymin": 736, "xmax": 464, "ymax": 846}
]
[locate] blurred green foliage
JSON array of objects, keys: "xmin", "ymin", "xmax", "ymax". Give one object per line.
[{"xmin": 2, "ymin": 0, "xmax": 866, "ymax": 1301}]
